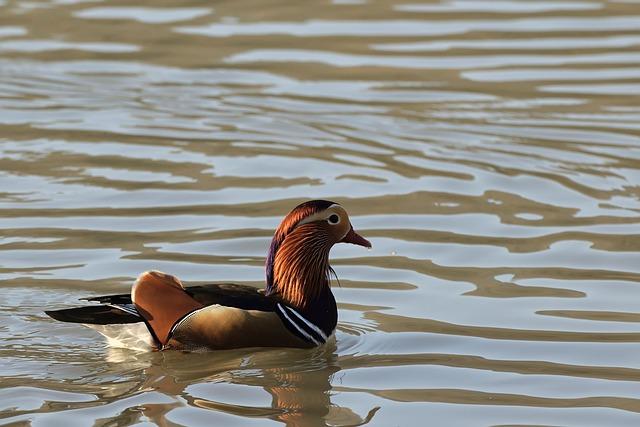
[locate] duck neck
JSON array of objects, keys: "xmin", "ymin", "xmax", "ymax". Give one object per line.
[
  {"xmin": 266, "ymin": 225, "xmax": 338, "ymax": 333},
  {"xmin": 270, "ymin": 224, "xmax": 331, "ymax": 308}
]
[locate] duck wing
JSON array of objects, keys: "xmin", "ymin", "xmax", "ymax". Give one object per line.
[
  {"xmin": 45, "ymin": 282, "xmax": 273, "ymax": 328},
  {"xmin": 130, "ymin": 271, "xmax": 307, "ymax": 349},
  {"xmin": 82, "ymin": 283, "xmax": 272, "ymax": 310}
]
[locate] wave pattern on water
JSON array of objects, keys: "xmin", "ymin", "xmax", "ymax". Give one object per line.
[{"xmin": 1, "ymin": 0, "xmax": 640, "ymax": 425}]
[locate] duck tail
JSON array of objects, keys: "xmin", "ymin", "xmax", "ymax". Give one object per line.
[{"xmin": 45, "ymin": 305, "xmax": 141, "ymax": 325}]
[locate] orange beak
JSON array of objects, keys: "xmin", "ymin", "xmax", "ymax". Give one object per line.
[{"xmin": 341, "ymin": 226, "xmax": 372, "ymax": 248}]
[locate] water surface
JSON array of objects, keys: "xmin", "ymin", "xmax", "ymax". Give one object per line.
[{"xmin": 1, "ymin": 0, "xmax": 640, "ymax": 425}]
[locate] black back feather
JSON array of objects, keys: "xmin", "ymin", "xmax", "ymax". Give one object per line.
[
  {"xmin": 45, "ymin": 306, "xmax": 141, "ymax": 324},
  {"xmin": 47, "ymin": 283, "xmax": 278, "ymax": 325}
]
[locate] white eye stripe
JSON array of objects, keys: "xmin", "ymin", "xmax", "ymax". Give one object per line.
[{"xmin": 298, "ymin": 204, "xmax": 343, "ymax": 226}]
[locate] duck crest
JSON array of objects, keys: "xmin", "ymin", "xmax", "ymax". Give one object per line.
[{"xmin": 265, "ymin": 200, "xmax": 335, "ymax": 308}]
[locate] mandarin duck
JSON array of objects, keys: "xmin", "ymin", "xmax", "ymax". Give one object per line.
[{"xmin": 45, "ymin": 200, "xmax": 371, "ymax": 350}]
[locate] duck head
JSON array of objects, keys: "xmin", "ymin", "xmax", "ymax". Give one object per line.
[{"xmin": 265, "ymin": 200, "xmax": 371, "ymax": 309}]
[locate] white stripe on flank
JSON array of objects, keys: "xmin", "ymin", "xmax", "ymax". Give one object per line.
[
  {"xmin": 282, "ymin": 305, "xmax": 328, "ymax": 342},
  {"xmin": 277, "ymin": 304, "xmax": 320, "ymax": 346}
]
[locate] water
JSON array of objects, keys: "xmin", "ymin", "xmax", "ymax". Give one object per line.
[{"xmin": 1, "ymin": 0, "xmax": 640, "ymax": 425}]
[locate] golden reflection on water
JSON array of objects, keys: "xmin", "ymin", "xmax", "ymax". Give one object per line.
[{"xmin": 1, "ymin": 0, "xmax": 640, "ymax": 425}]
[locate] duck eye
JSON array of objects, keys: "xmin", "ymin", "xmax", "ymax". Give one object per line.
[{"xmin": 328, "ymin": 214, "xmax": 340, "ymax": 225}]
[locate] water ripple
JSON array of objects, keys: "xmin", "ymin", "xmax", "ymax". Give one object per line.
[{"xmin": 2, "ymin": 0, "xmax": 640, "ymax": 425}]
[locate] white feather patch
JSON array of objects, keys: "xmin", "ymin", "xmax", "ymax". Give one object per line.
[{"xmin": 84, "ymin": 323, "xmax": 154, "ymax": 351}]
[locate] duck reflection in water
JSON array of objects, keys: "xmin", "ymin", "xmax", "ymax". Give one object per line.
[{"xmin": 106, "ymin": 342, "xmax": 380, "ymax": 427}]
